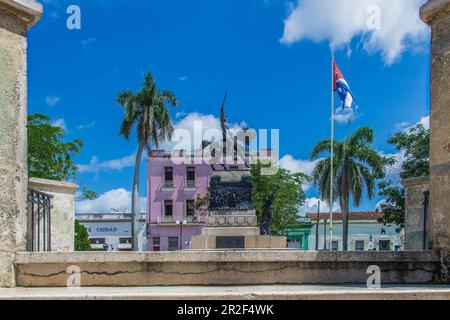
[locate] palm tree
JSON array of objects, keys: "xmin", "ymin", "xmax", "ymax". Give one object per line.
[
  {"xmin": 117, "ymin": 73, "xmax": 178, "ymax": 251},
  {"xmin": 310, "ymin": 127, "xmax": 391, "ymax": 251}
]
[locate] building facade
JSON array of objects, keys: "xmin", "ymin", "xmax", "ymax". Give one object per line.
[
  {"xmin": 285, "ymin": 218, "xmax": 314, "ymax": 250},
  {"xmin": 76, "ymin": 213, "xmax": 147, "ymax": 251},
  {"xmin": 147, "ymin": 150, "xmax": 213, "ymax": 251},
  {"xmin": 306, "ymin": 212, "xmax": 404, "ymax": 251}
]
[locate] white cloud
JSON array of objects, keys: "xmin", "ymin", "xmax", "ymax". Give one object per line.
[
  {"xmin": 78, "ymin": 152, "xmax": 137, "ymax": 173},
  {"xmin": 395, "ymin": 115, "xmax": 429, "ymax": 132},
  {"xmin": 280, "ymin": 0, "xmax": 428, "ymax": 64},
  {"xmin": 76, "ymin": 121, "xmax": 96, "ymax": 130},
  {"xmin": 51, "ymin": 118, "xmax": 66, "ymax": 131},
  {"xmin": 279, "ymin": 154, "xmax": 319, "ymax": 191},
  {"xmin": 334, "ymin": 107, "xmax": 360, "ymax": 124},
  {"xmin": 163, "ymin": 112, "xmax": 245, "ymax": 151},
  {"xmin": 280, "ymin": 154, "xmax": 317, "ymax": 175},
  {"xmin": 45, "ymin": 96, "xmax": 60, "ymax": 107},
  {"xmin": 76, "ymin": 188, "xmax": 147, "ymax": 213},
  {"xmin": 417, "ymin": 115, "xmax": 429, "ymax": 130},
  {"xmin": 298, "ymin": 197, "xmax": 341, "ymax": 217},
  {"xmin": 81, "ymin": 37, "xmax": 96, "ymax": 46},
  {"xmin": 179, "ymin": 75, "xmax": 189, "ymax": 81}
]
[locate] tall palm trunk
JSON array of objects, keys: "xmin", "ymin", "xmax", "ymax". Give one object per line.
[
  {"xmin": 341, "ymin": 165, "xmax": 350, "ymax": 251},
  {"xmin": 341, "ymin": 195, "xmax": 349, "ymax": 251},
  {"xmin": 131, "ymin": 142, "xmax": 145, "ymax": 251}
]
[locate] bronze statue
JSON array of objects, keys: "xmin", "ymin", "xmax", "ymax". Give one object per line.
[{"xmin": 260, "ymin": 191, "xmax": 276, "ymax": 236}]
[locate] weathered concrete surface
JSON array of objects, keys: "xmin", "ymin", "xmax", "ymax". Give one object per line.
[
  {"xmin": 0, "ymin": 0, "xmax": 42, "ymax": 287},
  {"xmin": 1, "ymin": 285, "xmax": 450, "ymax": 300},
  {"xmin": 14, "ymin": 251, "xmax": 440, "ymax": 287},
  {"xmin": 420, "ymin": 0, "xmax": 450, "ymax": 283},
  {"xmin": 28, "ymin": 178, "xmax": 78, "ymax": 252},
  {"xmin": 403, "ymin": 176, "xmax": 430, "ymax": 250}
]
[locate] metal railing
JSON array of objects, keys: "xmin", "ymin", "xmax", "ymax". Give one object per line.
[
  {"xmin": 27, "ymin": 189, "xmax": 53, "ymax": 252},
  {"xmin": 155, "ymin": 215, "xmax": 199, "ymax": 224}
]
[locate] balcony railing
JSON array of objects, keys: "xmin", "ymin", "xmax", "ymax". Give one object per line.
[
  {"xmin": 185, "ymin": 180, "xmax": 196, "ymax": 188},
  {"xmin": 155, "ymin": 215, "xmax": 200, "ymax": 224},
  {"xmin": 27, "ymin": 189, "xmax": 53, "ymax": 252}
]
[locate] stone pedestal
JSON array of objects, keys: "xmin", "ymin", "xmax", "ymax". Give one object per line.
[
  {"xmin": 28, "ymin": 178, "xmax": 78, "ymax": 252},
  {"xmin": 403, "ymin": 176, "xmax": 430, "ymax": 250},
  {"xmin": 0, "ymin": 0, "xmax": 42, "ymax": 287},
  {"xmin": 420, "ymin": 1, "xmax": 450, "ymax": 253},
  {"xmin": 191, "ymin": 170, "xmax": 286, "ymax": 249}
]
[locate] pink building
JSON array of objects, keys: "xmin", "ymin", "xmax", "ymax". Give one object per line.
[{"xmin": 147, "ymin": 150, "xmax": 213, "ymax": 251}]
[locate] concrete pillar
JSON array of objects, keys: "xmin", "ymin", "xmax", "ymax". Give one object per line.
[
  {"xmin": 0, "ymin": 0, "xmax": 42, "ymax": 287},
  {"xmin": 420, "ymin": 1, "xmax": 450, "ymax": 254},
  {"xmin": 28, "ymin": 178, "xmax": 78, "ymax": 252},
  {"xmin": 403, "ymin": 176, "xmax": 430, "ymax": 251}
]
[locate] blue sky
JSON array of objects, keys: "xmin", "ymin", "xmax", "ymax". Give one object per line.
[{"xmin": 28, "ymin": 0, "xmax": 430, "ymax": 213}]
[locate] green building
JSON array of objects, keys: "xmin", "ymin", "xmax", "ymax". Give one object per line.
[{"xmin": 285, "ymin": 218, "xmax": 314, "ymax": 250}]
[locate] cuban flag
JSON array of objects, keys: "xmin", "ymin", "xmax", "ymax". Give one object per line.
[{"xmin": 333, "ymin": 62, "xmax": 356, "ymax": 109}]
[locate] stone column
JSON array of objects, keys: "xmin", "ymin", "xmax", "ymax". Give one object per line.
[
  {"xmin": 28, "ymin": 178, "xmax": 78, "ymax": 252},
  {"xmin": 0, "ymin": 0, "xmax": 42, "ymax": 287},
  {"xmin": 403, "ymin": 176, "xmax": 430, "ymax": 250},
  {"xmin": 421, "ymin": 1, "xmax": 450, "ymax": 253}
]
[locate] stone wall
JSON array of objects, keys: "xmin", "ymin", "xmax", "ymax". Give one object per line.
[
  {"xmin": 403, "ymin": 176, "xmax": 430, "ymax": 250},
  {"xmin": 14, "ymin": 251, "xmax": 440, "ymax": 287},
  {"xmin": 28, "ymin": 178, "xmax": 78, "ymax": 252},
  {"xmin": 0, "ymin": 0, "xmax": 41, "ymax": 288},
  {"xmin": 420, "ymin": 1, "xmax": 450, "ymax": 253}
]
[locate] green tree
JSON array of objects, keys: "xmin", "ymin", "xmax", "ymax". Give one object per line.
[
  {"xmin": 117, "ymin": 72, "xmax": 178, "ymax": 250},
  {"xmin": 27, "ymin": 114, "xmax": 97, "ymax": 200},
  {"xmin": 28, "ymin": 114, "xmax": 82, "ymax": 181},
  {"xmin": 310, "ymin": 127, "xmax": 391, "ymax": 251},
  {"xmin": 251, "ymin": 161, "xmax": 309, "ymax": 236},
  {"xmin": 74, "ymin": 220, "xmax": 91, "ymax": 251},
  {"xmin": 378, "ymin": 124, "xmax": 430, "ymax": 226}
]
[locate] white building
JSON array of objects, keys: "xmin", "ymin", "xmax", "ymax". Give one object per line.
[
  {"xmin": 306, "ymin": 212, "xmax": 404, "ymax": 251},
  {"xmin": 76, "ymin": 213, "xmax": 147, "ymax": 252}
]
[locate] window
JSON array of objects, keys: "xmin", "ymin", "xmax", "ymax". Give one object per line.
[
  {"xmin": 168, "ymin": 237, "xmax": 179, "ymax": 251},
  {"xmin": 186, "ymin": 167, "xmax": 195, "ymax": 187},
  {"xmin": 164, "ymin": 167, "xmax": 173, "ymax": 187},
  {"xmin": 379, "ymin": 240, "xmax": 391, "ymax": 251},
  {"xmin": 355, "ymin": 240, "xmax": 365, "ymax": 251},
  {"xmin": 332, "ymin": 240, "xmax": 339, "ymax": 251},
  {"xmin": 288, "ymin": 238, "xmax": 302, "ymax": 249},
  {"xmin": 152, "ymin": 237, "xmax": 160, "ymax": 251},
  {"xmin": 186, "ymin": 200, "xmax": 195, "ymax": 216},
  {"xmin": 119, "ymin": 238, "xmax": 132, "ymax": 244},
  {"xmin": 90, "ymin": 238, "xmax": 106, "ymax": 244},
  {"xmin": 164, "ymin": 200, "xmax": 173, "ymax": 216}
]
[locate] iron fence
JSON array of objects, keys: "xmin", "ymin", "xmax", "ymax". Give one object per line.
[{"xmin": 27, "ymin": 188, "xmax": 53, "ymax": 252}]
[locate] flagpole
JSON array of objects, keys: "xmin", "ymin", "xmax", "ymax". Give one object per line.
[{"xmin": 329, "ymin": 49, "xmax": 335, "ymax": 251}]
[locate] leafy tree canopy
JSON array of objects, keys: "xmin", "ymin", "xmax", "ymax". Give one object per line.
[
  {"xmin": 75, "ymin": 220, "xmax": 91, "ymax": 251},
  {"xmin": 378, "ymin": 124, "xmax": 430, "ymax": 226},
  {"xmin": 28, "ymin": 114, "xmax": 97, "ymax": 200},
  {"xmin": 251, "ymin": 161, "xmax": 310, "ymax": 236},
  {"xmin": 388, "ymin": 124, "xmax": 430, "ymax": 179},
  {"xmin": 28, "ymin": 114, "xmax": 82, "ymax": 181}
]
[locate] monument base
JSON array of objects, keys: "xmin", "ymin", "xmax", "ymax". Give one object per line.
[{"xmin": 191, "ymin": 226, "xmax": 286, "ymax": 249}]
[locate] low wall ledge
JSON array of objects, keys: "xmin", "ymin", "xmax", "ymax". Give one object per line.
[
  {"xmin": 28, "ymin": 177, "xmax": 79, "ymax": 195},
  {"xmin": 0, "ymin": 0, "xmax": 43, "ymax": 27},
  {"xmin": 402, "ymin": 175, "xmax": 430, "ymax": 187},
  {"xmin": 420, "ymin": 0, "xmax": 450, "ymax": 25},
  {"xmin": 14, "ymin": 250, "xmax": 440, "ymax": 264}
]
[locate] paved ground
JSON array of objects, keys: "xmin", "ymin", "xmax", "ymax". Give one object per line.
[{"xmin": 0, "ymin": 285, "xmax": 450, "ymax": 300}]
